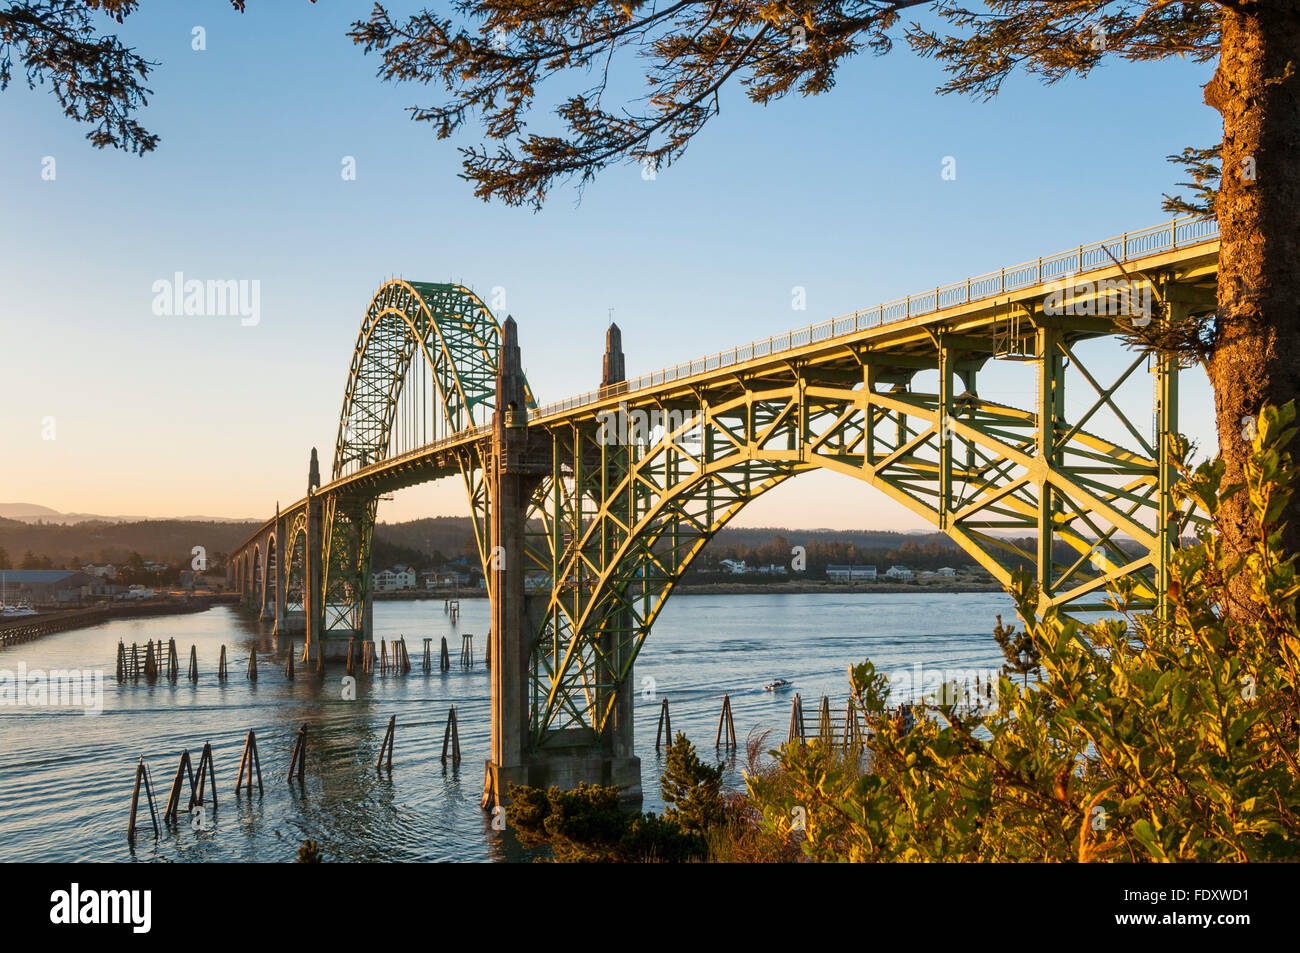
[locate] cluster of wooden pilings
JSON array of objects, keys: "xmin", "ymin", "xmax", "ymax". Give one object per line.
[
  {"xmin": 780, "ymin": 691, "xmax": 989, "ymax": 748},
  {"xmin": 655, "ymin": 694, "xmax": 741, "ymax": 752},
  {"xmin": 117, "ymin": 638, "xmax": 233, "ymax": 684},
  {"xmin": 125, "ymin": 707, "xmax": 466, "ymax": 844},
  {"xmin": 347, "ymin": 636, "xmax": 416, "ymax": 676},
  {"xmin": 648, "ymin": 689, "xmax": 965, "ymax": 758},
  {"xmin": 116, "ymin": 633, "xmax": 491, "ymax": 685}
]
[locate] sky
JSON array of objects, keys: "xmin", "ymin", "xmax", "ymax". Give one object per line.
[{"xmin": 0, "ymin": 1, "xmax": 1223, "ymax": 532}]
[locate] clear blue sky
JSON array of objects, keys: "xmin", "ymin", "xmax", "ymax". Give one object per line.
[{"xmin": 0, "ymin": 1, "xmax": 1222, "ymax": 531}]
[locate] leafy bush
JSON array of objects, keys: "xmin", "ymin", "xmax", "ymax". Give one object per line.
[
  {"xmin": 747, "ymin": 404, "xmax": 1300, "ymax": 862},
  {"xmin": 506, "ymin": 781, "xmax": 708, "ymax": 862}
]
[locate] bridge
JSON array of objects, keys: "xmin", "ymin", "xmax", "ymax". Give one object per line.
[{"xmin": 227, "ymin": 215, "xmax": 1219, "ymax": 805}]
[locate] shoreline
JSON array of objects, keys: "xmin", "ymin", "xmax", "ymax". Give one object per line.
[
  {"xmin": 0, "ymin": 595, "xmax": 236, "ymax": 647},
  {"xmin": 2, "ymin": 585, "xmax": 1007, "ymax": 644},
  {"xmin": 371, "ymin": 580, "xmax": 1004, "ymax": 600}
]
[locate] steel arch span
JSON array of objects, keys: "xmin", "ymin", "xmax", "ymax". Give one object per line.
[
  {"xmin": 318, "ymin": 281, "xmax": 533, "ymax": 644},
  {"xmin": 518, "ymin": 336, "xmax": 1200, "ymax": 746}
]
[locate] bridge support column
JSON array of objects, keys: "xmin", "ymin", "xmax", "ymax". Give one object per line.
[
  {"xmin": 1036, "ymin": 325, "xmax": 1065, "ymax": 612},
  {"xmin": 598, "ymin": 323, "xmax": 635, "ymax": 767},
  {"xmin": 482, "ymin": 318, "xmax": 641, "ymax": 809},
  {"xmin": 304, "ymin": 450, "xmax": 325, "ymax": 666},
  {"xmin": 273, "ymin": 507, "xmax": 286, "ymax": 635},
  {"xmin": 1156, "ymin": 299, "xmax": 1183, "ymax": 622}
]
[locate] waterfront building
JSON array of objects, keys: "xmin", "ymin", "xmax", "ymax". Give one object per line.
[
  {"xmin": 1, "ymin": 570, "xmax": 96, "ymax": 605},
  {"xmin": 827, "ymin": 564, "xmax": 878, "ymax": 582}
]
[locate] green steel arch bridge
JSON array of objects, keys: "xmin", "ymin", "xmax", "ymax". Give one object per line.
[{"xmin": 228, "ymin": 215, "xmax": 1220, "ymax": 804}]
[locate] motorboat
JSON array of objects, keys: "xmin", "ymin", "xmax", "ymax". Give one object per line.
[{"xmin": 764, "ymin": 678, "xmax": 793, "ymax": 692}]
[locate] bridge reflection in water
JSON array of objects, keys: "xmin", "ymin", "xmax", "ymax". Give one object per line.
[{"xmin": 228, "ymin": 215, "xmax": 1219, "ymax": 805}]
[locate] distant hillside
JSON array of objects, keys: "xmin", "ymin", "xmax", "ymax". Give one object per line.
[
  {"xmin": 0, "ymin": 513, "xmax": 972, "ymax": 572},
  {"xmin": 0, "ymin": 517, "xmax": 262, "ymax": 567},
  {"xmin": 709, "ymin": 526, "xmax": 954, "ymax": 550},
  {"xmin": 0, "ymin": 502, "xmax": 256, "ymax": 524}
]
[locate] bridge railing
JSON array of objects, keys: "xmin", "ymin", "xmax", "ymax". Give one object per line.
[{"xmin": 530, "ymin": 215, "xmax": 1219, "ymax": 421}]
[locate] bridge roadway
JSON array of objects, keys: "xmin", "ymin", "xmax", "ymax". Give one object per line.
[{"xmin": 236, "ymin": 214, "xmax": 1219, "ymax": 546}]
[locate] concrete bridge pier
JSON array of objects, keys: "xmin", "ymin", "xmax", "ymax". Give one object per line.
[
  {"xmin": 596, "ymin": 323, "xmax": 636, "ymax": 775},
  {"xmin": 271, "ymin": 505, "xmax": 286, "ymax": 634},
  {"xmin": 482, "ymin": 318, "xmax": 641, "ymax": 809},
  {"xmin": 303, "ymin": 449, "xmax": 326, "ymax": 667}
]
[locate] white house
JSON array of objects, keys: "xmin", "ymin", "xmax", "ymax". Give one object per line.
[
  {"xmin": 885, "ymin": 565, "xmax": 914, "ymax": 581},
  {"xmin": 719, "ymin": 559, "xmax": 748, "ymax": 574},
  {"xmin": 936, "ymin": 567, "xmax": 957, "ymax": 577},
  {"xmin": 372, "ymin": 567, "xmax": 417, "ymax": 591}
]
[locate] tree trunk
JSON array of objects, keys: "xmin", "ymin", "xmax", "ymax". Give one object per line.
[{"xmin": 1204, "ymin": 3, "xmax": 1300, "ymax": 615}]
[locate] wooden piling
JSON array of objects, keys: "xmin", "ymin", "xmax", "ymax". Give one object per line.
[
  {"xmin": 380, "ymin": 639, "xmax": 389, "ymax": 675},
  {"xmin": 655, "ymin": 697, "xmax": 672, "ymax": 751},
  {"xmin": 143, "ymin": 641, "xmax": 158, "ymax": 681},
  {"xmin": 441, "ymin": 706, "xmax": 461, "ymax": 764},
  {"xmin": 460, "ymin": 633, "xmax": 473, "ymax": 668},
  {"xmin": 485, "ymin": 630, "xmax": 491, "ymax": 669},
  {"xmin": 234, "ymin": 730, "xmax": 264, "ymax": 795},
  {"xmin": 130, "ymin": 642, "xmax": 140, "ymax": 680},
  {"xmin": 188, "ymin": 644, "xmax": 198, "ymax": 681},
  {"xmin": 440, "ymin": 636, "xmax": 450, "ymax": 672},
  {"xmin": 246, "ymin": 649, "xmax": 258, "ymax": 681},
  {"xmin": 422, "ymin": 637, "xmax": 432, "ymax": 673},
  {"xmin": 287, "ymin": 725, "xmax": 306, "ymax": 783},
  {"xmin": 376, "ymin": 715, "xmax": 396, "ymax": 771},
  {"xmin": 127, "ymin": 756, "xmax": 159, "ymax": 844},
  {"xmin": 346, "ymin": 637, "xmax": 356, "ymax": 677},
  {"xmin": 788, "ymin": 693, "xmax": 806, "ymax": 745},
  {"xmin": 218, "ymin": 645, "xmax": 228, "ymax": 680},
  {"xmin": 285, "ymin": 642, "xmax": 295, "ymax": 681},
  {"xmin": 843, "ymin": 705, "xmax": 862, "ymax": 752},
  {"xmin": 818, "ymin": 695, "xmax": 833, "ymax": 743},
  {"xmin": 164, "ymin": 750, "xmax": 195, "ymax": 822},
  {"xmin": 193, "ymin": 742, "xmax": 217, "ymax": 808},
  {"xmin": 167, "ymin": 638, "xmax": 178, "ymax": 682},
  {"xmin": 400, "ymin": 637, "xmax": 411, "ymax": 674},
  {"xmin": 715, "ymin": 694, "xmax": 737, "ymax": 749},
  {"xmin": 116, "ymin": 640, "xmax": 125, "ymax": 682}
]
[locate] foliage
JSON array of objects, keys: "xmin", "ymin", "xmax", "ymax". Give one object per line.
[
  {"xmin": 0, "ymin": 2, "xmax": 321, "ymax": 154},
  {"xmin": 747, "ymin": 403, "xmax": 1300, "ymax": 861},
  {"xmin": 705, "ymin": 728, "xmax": 811, "ymax": 863},
  {"xmin": 348, "ymin": 2, "xmax": 1221, "ymax": 208},
  {"xmin": 505, "ymin": 781, "xmax": 708, "ymax": 862},
  {"xmin": 660, "ymin": 732, "xmax": 726, "ymax": 833},
  {"xmin": 992, "ymin": 612, "xmax": 1040, "ymax": 688},
  {"xmin": 1162, "ymin": 144, "xmax": 1220, "ymax": 217}
]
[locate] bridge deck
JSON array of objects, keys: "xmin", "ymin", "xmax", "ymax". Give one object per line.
[{"xmin": 234, "ymin": 215, "xmax": 1220, "ymax": 553}]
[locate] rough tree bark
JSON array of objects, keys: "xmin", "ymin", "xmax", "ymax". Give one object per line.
[{"xmin": 1204, "ymin": 2, "xmax": 1300, "ymax": 614}]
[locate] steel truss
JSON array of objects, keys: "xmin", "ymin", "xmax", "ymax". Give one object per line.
[
  {"xmin": 319, "ymin": 281, "xmax": 527, "ymax": 638},
  {"xmin": 520, "ymin": 305, "xmax": 1206, "ymax": 745}
]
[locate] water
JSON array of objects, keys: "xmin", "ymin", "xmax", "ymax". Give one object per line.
[{"xmin": 0, "ymin": 592, "xmax": 1016, "ymax": 862}]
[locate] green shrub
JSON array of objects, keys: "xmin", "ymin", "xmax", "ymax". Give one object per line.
[
  {"xmin": 505, "ymin": 779, "xmax": 709, "ymax": 862},
  {"xmin": 660, "ymin": 732, "xmax": 726, "ymax": 833},
  {"xmin": 748, "ymin": 404, "xmax": 1300, "ymax": 862}
]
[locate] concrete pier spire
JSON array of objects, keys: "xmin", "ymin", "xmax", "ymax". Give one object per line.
[{"xmin": 601, "ymin": 322, "xmax": 625, "ymax": 394}]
